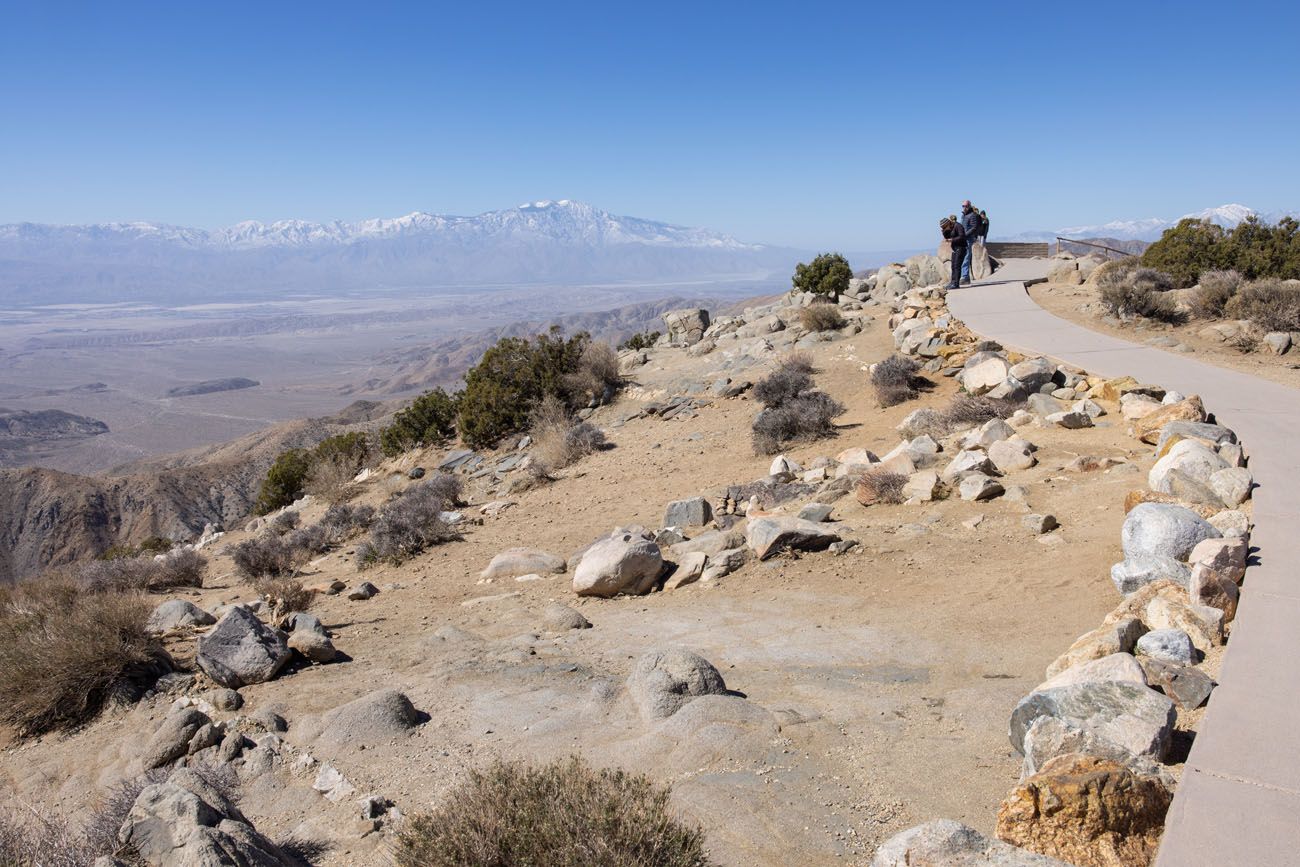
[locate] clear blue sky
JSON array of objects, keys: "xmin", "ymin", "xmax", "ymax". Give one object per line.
[{"xmin": 2, "ymin": 1, "xmax": 1297, "ymax": 250}]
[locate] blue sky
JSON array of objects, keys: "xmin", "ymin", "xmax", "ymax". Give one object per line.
[{"xmin": 2, "ymin": 1, "xmax": 1297, "ymax": 250}]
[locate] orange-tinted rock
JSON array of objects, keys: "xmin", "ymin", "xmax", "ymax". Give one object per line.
[
  {"xmin": 1122, "ymin": 489, "xmax": 1217, "ymax": 518},
  {"xmin": 1132, "ymin": 396, "xmax": 1206, "ymax": 444},
  {"xmin": 996, "ymin": 753, "xmax": 1171, "ymax": 867}
]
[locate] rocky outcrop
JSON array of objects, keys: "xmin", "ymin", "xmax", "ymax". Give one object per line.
[
  {"xmin": 873, "ymin": 819, "xmax": 1068, "ymax": 865},
  {"xmin": 627, "ymin": 649, "xmax": 728, "ymax": 720}
]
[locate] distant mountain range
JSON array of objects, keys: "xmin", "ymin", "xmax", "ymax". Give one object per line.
[
  {"xmin": 1012, "ymin": 204, "xmax": 1300, "ymax": 243},
  {"xmin": 0, "ymin": 200, "xmax": 799, "ymax": 305}
]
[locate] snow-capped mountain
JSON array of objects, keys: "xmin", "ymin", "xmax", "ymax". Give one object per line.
[
  {"xmin": 1017, "ymin": 204, "xmax": 1298, "ymax": 243},
  {"xmin": 0, "ymin": 201, "xmax": 791, "ymax": 305}
]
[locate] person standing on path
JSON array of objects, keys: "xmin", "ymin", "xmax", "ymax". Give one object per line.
[
  {"xmin": 960, "ymin": 200, "xmax": 980, "ymax": 285},
  {"xmin": 941, "ymin": 215, "xmax": 967, "ymax": 290}
]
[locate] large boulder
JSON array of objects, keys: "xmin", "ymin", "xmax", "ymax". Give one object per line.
[
  {"xmin": 572, "ymin": 530, "xmax": 663, "ymax": 597},
  {"xmin": 744, "ymin": 516, "xmax": 840, "ymax": 560},
  {"xmin": 141, "ymin": 709, "xmax": 216, "ymax": 770},
  {"xmin": 663, "ymin": 497, "xmax": 713, "ymax": 528},
  {"xmin": 663, "ymin": 309, "xmax": 711, "ymax": 345},
  {"xmin": 1037, "ymin": 653, "xmax": 1147, "ymax": 692},
  {"xmin": 195, "ymin": 607, "xmax": 291, "ymax": 689},
  {"xmin": 480, "ymin": 547, "xmax": 566, "ymax": 580},
  {"xmin": 871, "ymin": 819, "xmax": 1068, "ymax": 866},
  {"xmin": 1132, "ymin": 395, "xmax": 1206, "ymax": 444},
  {"xmin": 627, "ymin": 648, "xmax": 728, "ymax": 719},
  {"xmin": 1120, "ymin": 503, "xmax": 1220, "ymax": 563},
  {"xmin": 120, "ymin": 768, "xmax": 290, "ymax": 866},
  {"xmin": 1009, "ymin": 681, "xmax": 1176, "ymax": 760},
  {"xmin": 146, "ymin": 600, "xmax": 215, "ymax": 633},
  {"xmin": 1020, "ymin": 717, "xmax": 1175, "ymax": 788},
  {"xmin": 1148, "ymin": 439, "xmax": 1229, "ymax": 495},
  {"xmin": 1045, "ymin": 618, "xmax": 1147, "ymax": 679},
  {"xmin": 996, "ymin": 754, "xmax": 1172, "ymax": 867},
  {"xmin": 960, "ymin": 356, "xmax": 1012, "ymax": 395},
  {"xmin": 314, "ymin": 689, "xmax": 420, "ymax": 747}
]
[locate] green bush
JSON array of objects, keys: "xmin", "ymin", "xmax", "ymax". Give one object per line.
[
  {"xmin": 254, "ymin": 448, "xmax": 312, "ymax": 515},
  {"xmin": 380, "ymin": 388, "xmax": 459, "ymax": 457},
  {"xmin": 619, "ymin": 330, "xmax": 661, "ymax": 351},
  {"xmin": 457, "ymin": 328, "xmax": 591, "ymax": 449},
  {"xmin": 313, "ymin": 432, "xmax": 370, "ymax": 467},
  {"xmin": 394, "ymin": 756, "xmax": 709, "ymax": 867},
  {"xmin": 1097, "ymin": 261, "xmax": 1183, "ymax": 323},
  {"xmin": 792, "ymin": 253, "xmax": 852, "ymax": 299},
  {"xmin": 1142, "ymin": 216, "xmax": 1300, "ymax": 288}
]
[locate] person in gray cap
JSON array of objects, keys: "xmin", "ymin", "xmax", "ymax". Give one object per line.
[{"xmin": 959, "ymin": 200, "xmax": 980, "ymax": 284}]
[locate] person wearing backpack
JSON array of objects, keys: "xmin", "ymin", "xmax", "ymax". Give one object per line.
[
  {"xmin": 941, "ymin": 215, "xmax": 967, "ymax": 290},
  {"xmin": 959, "ymin": 200, "xmax": 980, "ymax": 285}
]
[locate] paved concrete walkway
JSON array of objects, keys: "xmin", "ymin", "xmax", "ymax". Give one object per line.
[{"xmin": 950, "ymin": 260, "xmax": 1300, "ymax": 866}]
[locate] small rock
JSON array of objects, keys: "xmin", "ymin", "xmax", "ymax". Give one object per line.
[
  {"xmin": 208, "ymin": 688, "xmax": 243, "ymax": 712},
  {"xmin": 959, "ymin": 473, "xmax": 1003, "ymax": 501},
  {"xmin": 1263, "ymin": 331, "xmax": 1292, "ymax": 355},
  {"xmin": 663, "ymin": 496, "xmax": 713, "ymax": 528},
  {"xmin": 541, "ymin": 602, "xmax": 591, "ymax": 631},
  {"xmin": 1022, "ymin": 514, "xmax": 1058, "ymax": 534},
  {"xmin": 664, "ymin": 551, "xmax": 708, "ymax": 590},
  {"xmin": 348, "ymin": 582, "xmax": 379, "ymax": 601},
  {"xmin": 407, "ymin": 467, "xmax": 426, "ymax": 480},
  {"xmin": 797, "ymin": 502, "xmax": 835, "ymax": 523},
  {"xmin": 480, "ymin": 547, "xmax": 566, "ymax": 580},
  {"xmin": 1139, "ymin": 657, "xmax": 1215, "ymax": 709},
  {"xmin": 744, "ymin": 516, "xmax": 841, "ymax": 560},
  {"xmin": 1134, "ymin": 628, "xmax": 1195, "ymax": 665},
  {"xmin": 146, "ymin": 599, "xmax": 215, "ymax": 633},
  {"xmin": 572, "ymin": 530, "xmax": 663, "ymax": 597},
  {"xmin": 1210, "ymin": 466, "xmax": 1252, "ymax": 507},
  {"xmin": 1045, "ymin": 410, "xmax": 1093, "ymax": 429}
]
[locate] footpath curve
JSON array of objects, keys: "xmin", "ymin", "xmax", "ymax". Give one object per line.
[{"xmin": 951, "ymin": 259, "xmax": 1300, "ymax": 866}]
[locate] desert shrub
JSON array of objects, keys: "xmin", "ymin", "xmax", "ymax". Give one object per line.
[
  {"xmin": 0, "ymin": 799, "xmax": 94, "ymax": 867},
  {"xmin": 0, "ymin": 575, "xmax": 169, "ymax": 736},
  {"xmin": 753, "ymin": 357, "xmax": 815, "ymax": 408},
  {"xmin": 457, "ymin": 328, "xmax": 592, "ymax": 449},
  {"xmin": 153, "ymin": 548, "xmax": 207, "ymax": 590},
  {"xmin": 231, "ymin": 533, "xmax": 300, "ymax": 579},
  {"xmin": 77, "ymin": 557, "xmax": 159, "ymax": 593},
  {"xmin": 529, "ymin": 395, "xmax": 608, "ymax": 473},
  {"xmin": 871, "ymin": 355, "xmax": 927, "ymax": 407},
  {"xmin": 563, "ymin": 341, "xmax": 622, "ymax": 408},
  {"xmin": 322, "ymin": 503, "xmax": 376, "ymax": 533},
  {"xmin": 271, "ymin": 511, "xmax": 300, "ymax": 535},
  {"xmin": 286, "ymin": 503, "xmax": 376, "ymax": 556},
  {"xmin": 619, "ymin": 330, "xmax": 661, "ymax": 351},
  {"xmin": 792, "ymin": 253, "xmax": 852, "ymax": 299},
  {"xmin": 100, "ymin": 535, "xmax": 173, "ymax": 560},
  {"xmin": 1188, "ymin": 269, "xmax": 1242, "ymax": 319},
  {"xmin": 1224, "ymin": 278, "xmax": 1300, "ymax": 333},
  {"xmin": 304, "ymin": 454, "xmax": 361, "ymax": 503},
  {"xmin": 798, "ymin": 303, "xmax": 846, "ymax": 332},
  {"xmin": 380, "ymin": 388, "xmax": 459, "ymax": 457},
  {"xmin": 254, "ymin": 448, "xmax": 312, "ymax": 515},
  {"xmin": 856, "ymin": 470, "xmax": 908, "ymax": 505},
  {"xmin": 251, "ymin": 576, "xmax": 314, "ymax": 616},
  {"xmin": 752, "ymin": 391, "xmax": 846, "ymax": 455},
  {"xmin": 358, "ymin": 475, "xmax": 461, "ymax": 568},
  {"xmin": 1097, "ymin": 261, "xmax": 1183, "ymax": 323},
  {"xmin": 394, "ymin": 756, "xmax": 709, "ymax": 867},
  {"xmin": 943, "ymin": 393, "xmax": 1022, "ymax": 427}
]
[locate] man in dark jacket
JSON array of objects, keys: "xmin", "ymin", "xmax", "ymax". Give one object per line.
[
  {"xmin": 941, "ymin": 215, "xmax": 966, "ymax": 290},
  {"xmin": 960, "ymin": 200, "xmax": 980, "ymax": 285}
]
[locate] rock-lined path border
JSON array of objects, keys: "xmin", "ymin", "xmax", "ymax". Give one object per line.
[{"xmin": 951, "ymin": 259, "xmax": 1300, "ymax": 866}]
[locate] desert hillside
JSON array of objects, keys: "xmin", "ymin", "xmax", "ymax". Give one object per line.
[{"xmin": 0, "ymin": 256, "xmax": 1247, "ymax": 866}]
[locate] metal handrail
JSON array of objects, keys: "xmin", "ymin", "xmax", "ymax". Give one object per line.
[{"xmin": 1054, "ymin": 236, "xmax": 1138, "ymax": 257}]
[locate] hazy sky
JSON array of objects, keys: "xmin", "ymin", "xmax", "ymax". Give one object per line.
[{"xmin": 3, "ymin": 1, "xmax": 1297, "ymax": 249}]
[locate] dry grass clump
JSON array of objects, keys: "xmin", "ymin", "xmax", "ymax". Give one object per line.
[
  {"xmin": 232, "ymin": 533, "xmax": 301, "ymax": 579},
  {"xmin": 252, "ymin": 576, "xmax": 315, "ymax": 617},
  {"xmin": 288, "ymin": 503, "xmax": 376, "ymax": 555},
  {"xmin": 751, "ymin": 356, "xmax": 845, "ymax": 455},
  {"xmin": 0, "ymin": 575, "xmax": 169, "ymax": 736},
  {"xmin": 394, "ymin": 756, "xmax": 709, "ymax": 867},
  {"xmin": 1097, "ymin": 262, "xmax": 1184, "ymax": 323},
  {"xmin": 270, "ymin": 511, "xmax": 300, "ymax": 535},
  {"xmin": 1225, "ymin": 278, "xmax": 1300, "ymax": 333},
  {"xmin": 798, "ymin": 303, "xmax": 846, "ymax": 332},
  {"xmin": 0, "ymin": 800, "xmax": 94, "ymax": 867},
  {"xmin": 357, "ymin": 474, "xmax": 462, "ymax": 569},
  {"xmin": 304, "ymin": 454, "xmax": 365, "ymax": 503},
  {"xmin": 870, "ymin": 355, "xmax": 928, "ymax": 407},
  {"xmin": 564, "ymin": 341, "xmax": 623, "ymax": 408},
  {"xmin": 530, "ymin": 395, "xmax": 608, "ymax": 473},
  {"xmin": 1188, "ymin": 269, "xmax": 1242, "ymax": 319},
  {"xmin": 855, "ymin": 470, "xmax": 908, "ymax": 505},
  {"xmin": 78, "ymin": 548, "xmax": 207, "ymax": 593}
]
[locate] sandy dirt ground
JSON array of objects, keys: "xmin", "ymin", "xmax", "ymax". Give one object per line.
[{"xmin": 0, "ymin": 300, "xmax": 1186, "ymax": 865}]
